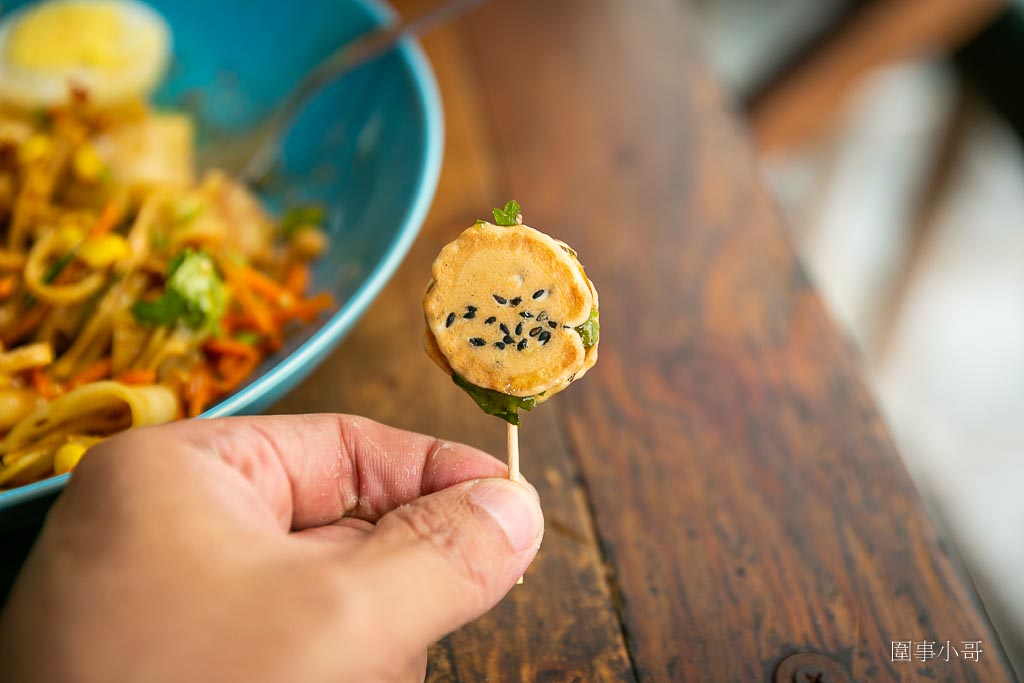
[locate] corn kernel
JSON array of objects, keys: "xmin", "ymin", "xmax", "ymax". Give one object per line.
[
  {"xmin": 19, "ymin": 134, "xmax": 51, "ymax": 165},
  {"xmin": 53, "ymin": 442, "xmax": 88, "ymax": 474},
  {"xmin": 78, "ymin": 234, "xmax": 130, "ymax": 268},
  {"xmin": 72, "ymin": 143, "xmax": 107, "ymax": 182},
  {"xmin": 291, "ymin": 227, "xmax": 328, "ymax": 260}
]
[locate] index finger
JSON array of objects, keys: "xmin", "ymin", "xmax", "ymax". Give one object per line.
[{"xmin": 90, "ymin": 414, "xmax": 508, "ymax": 532}]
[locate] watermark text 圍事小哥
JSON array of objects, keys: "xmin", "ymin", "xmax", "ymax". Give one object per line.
[{"xmin": 891, "ymin": 640, "xmax": 982, "ymax": 663}]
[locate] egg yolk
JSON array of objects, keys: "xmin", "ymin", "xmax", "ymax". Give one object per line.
[{"xmin": 6, "ymin": 2, "xmax": 132, "ymax": 71}]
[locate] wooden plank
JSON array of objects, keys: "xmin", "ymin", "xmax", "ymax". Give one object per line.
[
  {"xmin": 459, "ymin": 0, "xmax": 1018, "ymax": 680},
  {"xmin": 272, "ymin": 6, "xmax": 636, "ymax": 680}
]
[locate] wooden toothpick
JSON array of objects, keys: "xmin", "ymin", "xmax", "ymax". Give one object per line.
[
  {"xmin": 507, "ymin": 422, "xmax": 520, "ymax": 483},
  {"xmin": 507, "ymin": 422, "xmax": 524, "ymax": 585}
]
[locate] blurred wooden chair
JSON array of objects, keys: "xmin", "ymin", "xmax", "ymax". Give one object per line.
[
  {"xmin": 744, "ymin": 0, "xmax": 1024, "ymax": 361},
  {"xmin": 746, "ymin": 0, "xmax": 1008, "ymax": 153}
]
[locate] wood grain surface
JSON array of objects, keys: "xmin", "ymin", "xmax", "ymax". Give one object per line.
[{"xmin": 277, "ymin": 0, "xmax": 1018, "ymax": 680}]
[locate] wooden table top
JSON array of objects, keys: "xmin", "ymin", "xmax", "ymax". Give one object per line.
[{"xmin": 275, "ymin": 0, "xmax": 1017, "ymax": 680}]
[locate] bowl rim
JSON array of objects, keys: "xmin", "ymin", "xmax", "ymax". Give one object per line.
[{"xmin": 0, "ymin": 0, "xmax": 444, "ymax": 509}]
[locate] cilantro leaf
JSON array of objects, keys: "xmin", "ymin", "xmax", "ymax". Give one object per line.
[
  {"xmin": 44, "ymin": 251, "xmax": 76, "ymax": 284},
  {"xmin": 491, "ymin": 199, "xmax": 521, "ymax": 226},
  {"xmin": 170, "ymin": 250, "xmax": 226, "ymax": 326},
  {"xmin": 505, "ymin": 199, "xmax": 521, "ymax": 218},
  {"xmin": 575, "ymin": 307, "xmax": 599, "ymax": 349},
  {"xmin": 234, "ymin": 331, "xmax": 262, "ymax": 345},
  {"xmin": 132, "ymin": 249, "xmax": 226, "ymax": 331},
  {"xmin": 132, "ymin": 290, "xmax": 188, "ymax": 327},
  {"xmin": 25, "ymin": 250, "xmax": 76, "ymax": 306},
  {"xmin": 452, "ymin": 373, "xmax": 537, "ymax": 426},
  {"xmin": 279, "ymin": 205, "xmax": 325, "ymax": 238},
  {"xmin": 165, "ymin": 250, "xmax": 188, "ymax": 277}
]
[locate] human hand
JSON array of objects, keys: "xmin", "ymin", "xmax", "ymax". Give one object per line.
[{"xmin": 0, "ymin": 414, "xmax": 544, "ymax": 682}]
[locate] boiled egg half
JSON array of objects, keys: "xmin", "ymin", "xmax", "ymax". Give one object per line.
[{"xmin": 0, "ymin": 0, "xmax": 170, "ymax": 109}]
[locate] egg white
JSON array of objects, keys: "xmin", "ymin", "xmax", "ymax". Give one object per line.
[{"xmin": 0, "ymin": 0, "xmax": 170, "ymax": 110}]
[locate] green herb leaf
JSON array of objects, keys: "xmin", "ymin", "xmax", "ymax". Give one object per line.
[
  {"xmin": 165, "ymin": 250, "xmax": 188, "ymax": 277},
  {"xmin": 234, "ymin": 331, "xmax": 262, "ymax": 346},
  {"xmin": 30, "ymin": 108, "xmax": 53, "ymax": 131},
  {"xmin": 279, "ymin": 204, "xmax": 325, "ymax": 239},
  {"xmin": 166, "ymin": 250, "xmax": 227, "ymax": 329},
  {"xmin": 504, "ymin": 199, "xmax": 520, "ymax": 219},
  {"xmin": 132, "ymin": 289, "xmax": 188, "ymax": 327},
  {"xmin": 170, "ymin": 197, "xmax": 205, "ymax": 226},
  {"xmin": 452, "ymin": 373, "xmax": 537, "ymax": 426},
  {"xmin": 132, "ymin": 249, "xmax": 226, "ymax": 331},
  {"xmin": 24, "ymin": 249, "xmax": 78, "ymax": 306},
  {"xmin": 574, "ymin": 307, "xmax": 599, "ymax": 348},
  {"xmin": 44, "ymin": 251, "xmax": 75, "ymax": 284},
  {"xmin": 491, "ymin": 199, "xmax": 521, "ymax": 226}
]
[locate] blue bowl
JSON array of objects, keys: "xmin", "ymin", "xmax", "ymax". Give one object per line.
[{"xmin": 0, "ymin": 0, "xmax": 443, "ymax": 523}]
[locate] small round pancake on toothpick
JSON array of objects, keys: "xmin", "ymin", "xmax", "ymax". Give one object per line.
[{"xmin": 424, "ymin": 201, "xmax": 599, "ymax": 425}]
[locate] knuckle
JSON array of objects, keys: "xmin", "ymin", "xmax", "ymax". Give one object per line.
[{"xmin": 67, "ymin": 438, "xmax": 122, "ymax": 480}]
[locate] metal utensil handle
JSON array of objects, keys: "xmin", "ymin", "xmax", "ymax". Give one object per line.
[{"xmin": 242, "ymin": 0, "xmax": 490, "ymax": 182}]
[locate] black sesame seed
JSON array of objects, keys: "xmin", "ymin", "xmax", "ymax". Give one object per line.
[
  {"xmin": 537, "ymin": 311, "xmax": 548, "ymax": 321},
  {"xmin": 494, "ymin": 342, "xmax": 506, "ymax": 350},
  {"xmin": 515, "ymin": 322, "xmax": 523, "ymax": 336},
  {"xmin": 445, "ymin": 313, "xmax": 456, "ymax": 328},
  {"xmin": 503, "ymin": 335, "xmax": 515, "ymax": 344},
  {"xmin": 548, "ymin": 321, "xmax": 558, "ymax": 328},
  {"xmin": 510, "ymin": 296, "xmax": 522, "ymax": 306},
  {"xmin": 484, "ymin": 316, "xmax": 496, "ymax": 325},
  {"xmin": 469, "ymin": 337, "xmax": 486, "ymax": 347},
  {"xmin": 532, "ymin": 289, "xmax": 545, "ymax": 299},
  {"xmin": 539, "ymin": 330, "xmax": 551, "ymax": 345},
  {"xmin": 463, "ymin": 310, "xmax": 476, "ymax": 319},
  {"xmin": 517, "ymin": 339, "xmax": 527, "ymax": 351},
  {"xmin": 466, "ymin": 305, "xmax": 477, "ymax": 312},
  {"xmin": 529, "ymin": 327, "xmax": 542, "ymax": 337},
  {"xmin": 493, "ymin": 294, "xmax": 507, "ymax": 305},
  {"xmin": 520, "ymin": 312, "xmax": 533, "ymax": 318},
  {"xmin": 499, "ymin": 323, "xmax": 510, "ymax": 335}
]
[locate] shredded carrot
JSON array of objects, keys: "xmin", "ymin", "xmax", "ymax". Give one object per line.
[
  {"xmin": 220, "ymin": 313, "xmax": 249, "ymax": 333},
  {"xmin": 68, "ymin": 357, "xmax": 112, "ymax": 388},
  {"xmin": 54, "ymin": 262, "xmax": 83, "ymax": 286},
  {"xmin": 0, "ymin": 274, "xmax": 18, "ymax": 299},
  {"xmin": 204, "ymin": 337, "xmax": 259, "ymax": 358},
  {"xmin": 215, "ymin": 354, "xmax": 258, "ymax": 392},
  {"xmin": 90, "ymin": 197, "xmax": 123, "ymax": 237},
  {"xmin": 274, "ymin": 292, "xmax": 334, "ymax": 324},
  {"xmin": 185, "ymin": 366, "xmax": 215, "ymax": 417},
  {"xmin": 30, "ymin": 367, "xmax": 61, "ymax": 399},
  {"xmin": 115, "ymin": 369, "xmax": 157, "ymax": 386},
  {"xmin": 284, "ymin": 262, "xmax": 309, "ymax": 296},
  {"xmin": 233, "ymin": 264, "xmax": 294, "ymax": 307},
  {"xmin": 222, "ymin": 263, "xmax": 277, "ymax": 336},
  {"xmin": 237, "ymin": 288, "xmax": 277, "ymax": 336}
]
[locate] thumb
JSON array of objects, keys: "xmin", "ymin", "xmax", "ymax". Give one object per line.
[{"xmin": 346, "ymin": 477, "xmax": 543, "ymax": 649}]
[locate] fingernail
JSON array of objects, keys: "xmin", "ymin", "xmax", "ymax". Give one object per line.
[{"xmin": 470, "ymin": 479, "xmax": 542, "ymax": 552}]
